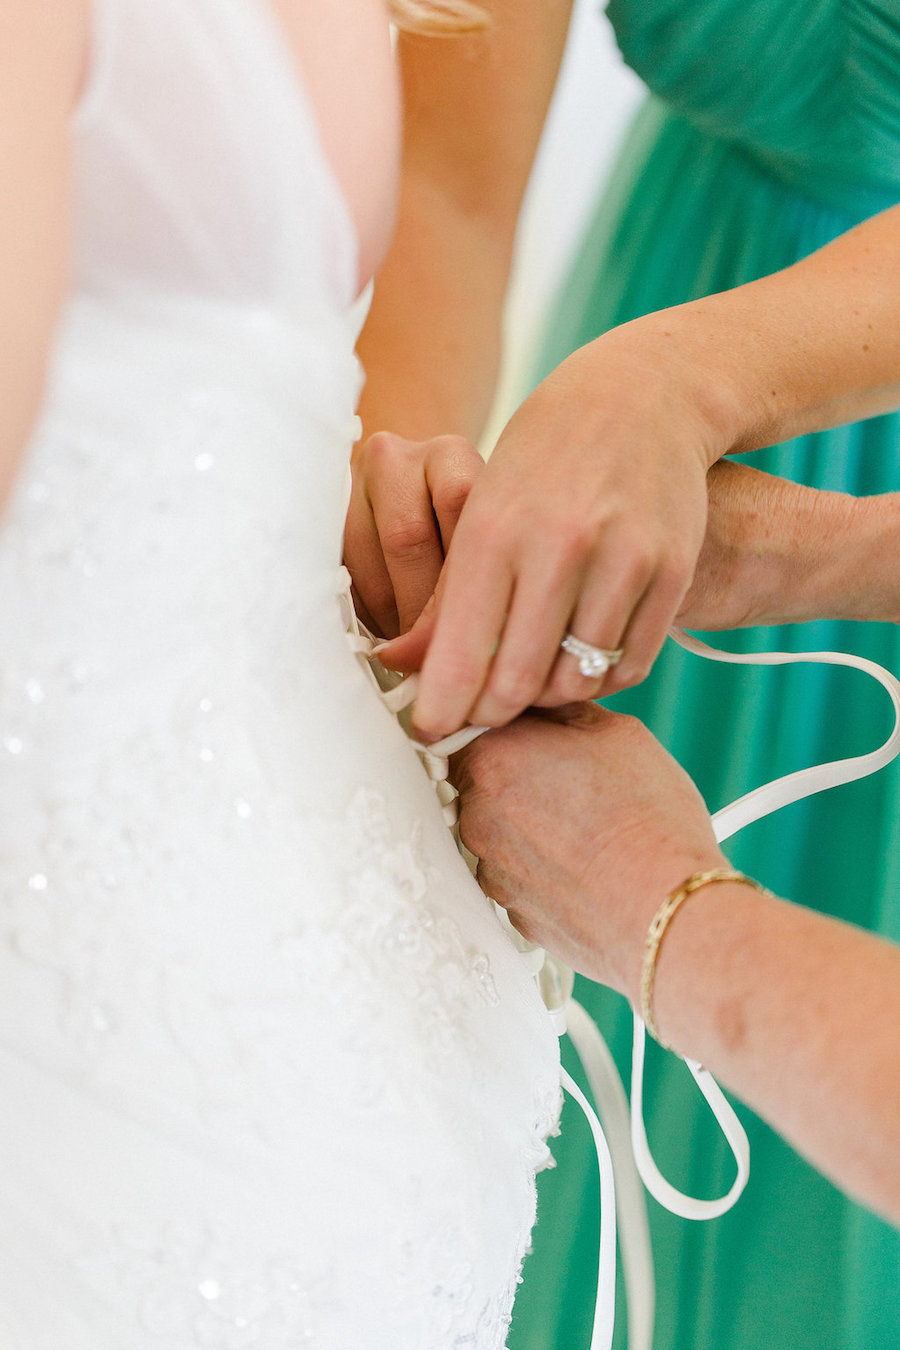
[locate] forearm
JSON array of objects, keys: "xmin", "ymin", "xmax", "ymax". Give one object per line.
[
  {"xmin": 455, "ymin": 706, "xmax": 900, "ymax": 1222},
  {"xmin": 453, "ymin": 706, "xmax": 900, "ymax": 1220},
  {"xmin": 607, "ymin": 203, "xmax": 900, "ymax": 465},
  {"xmin": 765, "ymin": 487, "xmax": 900, "ymax": 625},
  {"xmin": 357, "ymin": 0, "xmax": 574, "ymax": 445},
  {"xmin": 356, "ymin": 170, "xmax": 509, "ymax": 443},
  {"xmin": 648, "ymin": 881, "xmax": 900, "ymax": 1225},
  {"xmin": 680, "ymin": 464, "xmax": 900, "ymax": 629}
]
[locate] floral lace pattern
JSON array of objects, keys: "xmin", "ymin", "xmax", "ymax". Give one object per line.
[
  {"xmin": 82, "ymin": 1214, "xmax": 540, "ymax": 1350},
  {"xmin": 0, "ymin": 414, "xmax": 560, "ymax": 1347},
  {"xmin": 81, "ymin": 1223, "xmax": 336, "ymax": 1349},
  {"xmin": 0, "ymin": 528, "xmax": 559, "ymax": 1348},
  {"xmin": 0, "ymin": 2, "xmax": 561, "ymax": 1327}
]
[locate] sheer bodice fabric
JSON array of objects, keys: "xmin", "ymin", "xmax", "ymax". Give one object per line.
[
  {"xmin": 73, "ymin": 0, "xmax": 357, "ymax": 316},
  {"xmin": 0, "ymin": 3, "xmax": 561, "ymax": 1346}
]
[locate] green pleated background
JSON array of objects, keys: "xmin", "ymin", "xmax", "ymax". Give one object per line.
[{"xmin": 507, "ymin": 3, "xmax": 900, "ymax": 1347}]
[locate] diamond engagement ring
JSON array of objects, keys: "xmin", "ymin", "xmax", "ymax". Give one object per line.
[{"xmin": 560, "ymin": 633, "xmax": 624, "ymax": 679}]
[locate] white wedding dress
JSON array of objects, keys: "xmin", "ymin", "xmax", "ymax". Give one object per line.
[{"xmin": 0, "ymin": 2, "xmax": 561, "ymax": 1345}]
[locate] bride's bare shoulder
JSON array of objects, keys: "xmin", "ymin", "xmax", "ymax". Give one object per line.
[
  {"xmin": 268, "ymin": 0, "xmax": 400, "ymax": 291},
  {"xmin": 3, "ymin": 0, "xmax": 90, "ymax": 114}
]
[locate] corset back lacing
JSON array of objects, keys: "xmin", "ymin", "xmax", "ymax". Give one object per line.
[{"xmin": 339, "ymin": 565, "xmax": 900, "ymax": 1350}]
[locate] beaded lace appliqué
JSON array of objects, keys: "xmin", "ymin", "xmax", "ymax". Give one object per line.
[{"xmin": 82, "ymin": 1223, "xmax": 337, "ymax": 1349}]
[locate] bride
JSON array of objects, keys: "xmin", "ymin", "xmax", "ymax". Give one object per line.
[{"xmin": 0, "ymin": 2, "xmax": 560, "ymax": 1345}]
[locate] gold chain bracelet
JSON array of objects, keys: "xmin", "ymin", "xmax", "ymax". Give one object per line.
[{"xmin": 640, "ymin": 867, "xmax": 770, "ymax": 1050}]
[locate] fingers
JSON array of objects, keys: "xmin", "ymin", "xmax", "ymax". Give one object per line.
[
  {"xmin": 612, "ymin": 554, "xmax": 692, "ymax": 689},
  {"xmin": 375, "ymin": 593, "xmax": 437, "ymax": 673},
  {"xmin": 526, "ymin": 542, "xmax": 640, "ymax": 709},
  {"xmin": 405, "ymin": 546, "xmax": 595, "ymax": 738},
  {"xmin": 344, "ymin": 430, "xmax": 480, "ymax": 640},
  {"xmin": 428, "ymin": 437, "xmax": 483, "ymax": 559},
  {"xmin": 356, "ymin": 360, "xmax": 710, "ymax": 731},
  {"xmin": 405, "ymin": 498, "xmax": 590, "ymax": 736},
  {"xmin": 466, "ymin": 555, "xmax": 589, "ymax": 727},
  {"xmin": 449, "ymin": 702, "xmax": 607, "ymax": 799},
  {"xmin": 408, "ymin": 512, "xmax": 692, "ymax": 738},
  {"xmin": 359, "ymin": 433, "xmax": 444, "ymax": 634},
  {"xmin": 410, "ymin": 544, "xmax": 514, "ymax": 738},
  {"xmin": 342, "ymin": 473, "xmax": 400, "ymax": 638},
  {"xmin": 537, "ymin": 536, "xmax": 695, "ymax": 705},
  {"xmin": 362, "ymin": 432, "xmax": 482, "ymax": 635}
]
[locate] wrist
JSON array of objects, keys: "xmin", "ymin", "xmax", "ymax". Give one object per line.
[
  {"xmin": 773, "ymin": 488, "xmax": 900, "ymax": 625},
  {"xmin": 834, "ymin": 493, "xmax": 900, "ymax": 624},
  {"xmin": 751, "ymin": 481, "xmax": 855, "ymax": 623},
  {"xmin": 615, "ymin": 308, "xmax": 761, "ymax": 468},
  {"xmin": 641, "ymin": 875, "xmax": 775, "ymax": 1058},
  {"xmin": 619, "ymin": 847, "xmax": 730, "ymax": 1011}
]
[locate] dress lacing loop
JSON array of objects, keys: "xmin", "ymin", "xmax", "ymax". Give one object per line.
[{"xmin": 339, "ymin": 566, "xmax": 900, "ymax": 1350}]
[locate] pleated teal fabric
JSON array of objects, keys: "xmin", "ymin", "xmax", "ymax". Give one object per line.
[{"xmin": 509, "ymin": 3, "xmax": 900, "ymax": 1347}]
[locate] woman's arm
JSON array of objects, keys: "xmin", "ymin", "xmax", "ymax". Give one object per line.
[
  {"xmin": 678, "ymin": 461, "xmax": 900, "ymax": 630},
  {"xmin": 356, "ymin": 0, "xmax": 575, "ymax": 444},
  {"xmin": 451, "ymin": 703, "xmax": 900, "ymax": 1226},
  {"xmin": 379, "ymin": 202, "xmax": 900, "ymax": 739},
  {"xmin": 651, "ymin": 872, "xmax": 900, "ymax": 1228},
  {"xmin": 0, "ymin": 0, "xmax": 85, "ymax": 512},
  {"xmin": 345, "ymin": 0, "xmax": 575, "ymax": 636}
]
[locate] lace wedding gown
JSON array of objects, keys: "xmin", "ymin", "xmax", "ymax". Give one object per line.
[{"xmin": 0, "ymin": 3, "xmax": 561, "ymax": 1345}]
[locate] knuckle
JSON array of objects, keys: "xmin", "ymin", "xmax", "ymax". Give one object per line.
[
  {"xmin": 610, "ymin": 655, "xmax": 652, "ymax": 691},
  {"xmin": 555, "ymin": 671, "xmax": 602, "ymax": 704},
  {"xmin": 550, "ymin": 517, "xmax": 600, "ymax": 572},
  {"xmin": 362, "ymin": 430, "xmax": 403, "ymax": 465},
  {"xmin": 431, "ymin": 651, "xmax": 485, "ymax": 696},
  {"xmin": 603, "ymin": 516, "xmax": 657, "ymax": 568},
  {"xmin": 432, "ymin": 475, "xmax": 473, "ymax": 521},
  {"xmin": 618, "ymin": 542, "xmax": 658, "ymax": 591},
  {"xmin": 453, "ymin": 518, "xmax": 509, "ymax": 575},
  {"xmin": 379, "ymin": 516, "xmax": 436, "ymax": 561},
  {"xmin": 485, "ymin": 664, "xmax": 542, "ymax": 717},
  {"xmin": 568, "ymin": 513, "xmax": 605, "ymax": 556}
]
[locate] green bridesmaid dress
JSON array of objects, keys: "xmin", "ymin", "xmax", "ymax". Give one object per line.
[{"xmin": 510, "ymin": 2, "xmax": 900, "ymax": 1348}]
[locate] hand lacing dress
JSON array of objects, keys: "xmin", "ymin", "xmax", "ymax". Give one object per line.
[
  {"xmin": 512, "ymin": 1, "xmax": 900, "ymax": 1347},
  {"xmin": 0, "ymin": 3, "xmax": 561, "ymax": 1346}
]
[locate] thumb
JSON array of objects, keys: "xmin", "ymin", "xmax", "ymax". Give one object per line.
[{"xmin": 376, "ymin": 592, "xmax": 438, "ymax": 673}]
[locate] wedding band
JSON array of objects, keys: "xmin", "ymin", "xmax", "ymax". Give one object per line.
[{"xmin": 560, "ymin": 633, "xmax": 624, "ymax": 679}]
